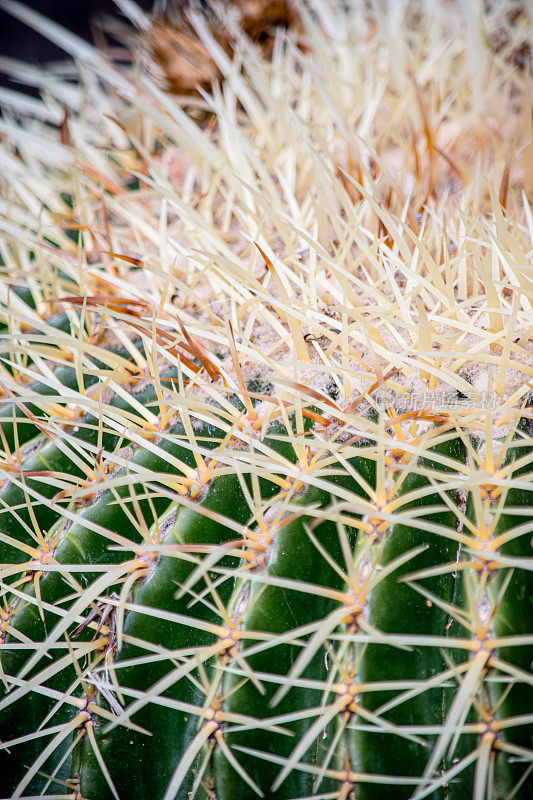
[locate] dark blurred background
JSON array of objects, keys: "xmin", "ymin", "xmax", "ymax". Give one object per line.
[{"xmin": 0, "ymin": 0, "xmax": 154, "ymax": 90}]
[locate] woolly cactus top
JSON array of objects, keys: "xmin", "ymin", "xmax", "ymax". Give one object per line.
[{"xmin": 0, "ymin": 0, "xmax": 531, "ymax": 446}]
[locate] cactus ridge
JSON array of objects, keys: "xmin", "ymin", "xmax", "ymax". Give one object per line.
[{"xmin": 0, "ymin": 0, "xmax": 532, "ymax": 798}]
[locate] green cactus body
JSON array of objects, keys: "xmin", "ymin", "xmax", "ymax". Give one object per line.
[{"xmin": 1, "ymin": 403, "xmax": 531, "ymax": 799}]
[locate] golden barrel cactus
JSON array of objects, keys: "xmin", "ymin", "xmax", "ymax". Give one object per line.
[{"xmin": 0, "ymin": 1, "xmax": 532, "ymax": 798}]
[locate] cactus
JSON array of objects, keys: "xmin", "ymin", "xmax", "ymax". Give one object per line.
[{"xmin": 0, "ymin": 1, "xmax": 532, "ymax": 799}]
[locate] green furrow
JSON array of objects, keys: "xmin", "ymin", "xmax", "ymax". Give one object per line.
[
  {"xmin": 215, "ymin": 450, "xmax": 376, "ymax": 800},
  {"xmin": 0, "ymin": 413, "xmax": 224, "ymax": 795},
  {"xmin": 463, "ymin": 424, "xmax": 533, "ymax": 800},
  {"xmin": 352, "ymin": 433, "xmax": 465, "ymax": 800},
  {"xmin": 74, "ymin": 415, "xmax": 314, "ymax": 799},
  {"xmin": 0, "ymin": 339, "xmax": 145, "ymax": 451},
  {"xmin": 0, "ymin": 285, "xmax": 37, "ymax": 334},
  {"xmin": 76, "ymin": 474, "xmax": 250, "ymax": 800},
  {"xmin": 0, "ymin": 371, "xmax": 177, "ymax": 571}
]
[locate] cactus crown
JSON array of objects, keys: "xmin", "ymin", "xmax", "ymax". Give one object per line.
[{"xmin": 0, "ymin": 1, "xmax": 532, "ymax": 799}]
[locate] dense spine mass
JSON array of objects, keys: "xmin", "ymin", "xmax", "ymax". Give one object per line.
[{"xmin": 0, "ymin": 0, "xmax": 532, "ymax": 798}]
